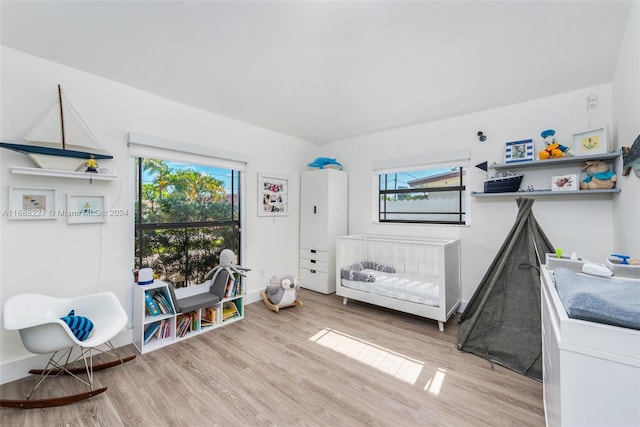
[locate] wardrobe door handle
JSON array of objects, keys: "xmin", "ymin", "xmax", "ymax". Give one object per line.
[
  {"xmin": 310, "ymin": 260, "xmax": 316, "ymax": 264},
  {"xmin": 313, "ymin": 206, "xmax": 317, "ymax": 214},
  {"xmin": 310, "ymin": 269, "xmax": 316, "ymax": 274}
]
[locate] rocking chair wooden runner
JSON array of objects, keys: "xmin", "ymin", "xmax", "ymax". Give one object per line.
[{"xmin": 1, "ymin": 292, "xmax": 136, "ymax": 409}]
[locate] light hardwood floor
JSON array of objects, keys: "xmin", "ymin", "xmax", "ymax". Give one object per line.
[{"xmin": 0, "ymin": 289, "xmax": 545, "ymax": 426}]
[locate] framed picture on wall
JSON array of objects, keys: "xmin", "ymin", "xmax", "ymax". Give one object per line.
[
  {"xmin": 8, "ymin": 187, "xmax": 56, "ymax": 220},
  {"xmin": 505, "ymin": 139, "xmax": 534, "ymax": 163},
  {"xmin": 67, "ymin": 194, "xmax": 106, "ymax": 224},
  {"xmin": 573, "ymin": 127, "xmax": 609, "ymax": 155},
  {"xmin": 258, "ymin": 172, "xmax": 289, "ymax": 216}
]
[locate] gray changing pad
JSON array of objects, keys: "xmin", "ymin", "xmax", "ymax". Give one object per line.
[{"xmin": 554, "ymin": 267, "xmax": 640, "ymax": 330}]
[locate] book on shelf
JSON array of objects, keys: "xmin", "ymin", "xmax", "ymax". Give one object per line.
[
  {"xmin": 144, "ymin": 322, "xmax": 161, "ymax": 343},
  {"xmin": 152, "ymin": 291, "xmax": 174, "ymax": 314},
  {"xmin": 158, "ymin": 319, "xmax": 170, "ymax": 339},
  {"xmin": 235, "ymin": 277, "xmax": 242, "ymax": 296},
  {"xmin": 233, "ymin": 276, "xmax": 240, "ymax": 297},
  {"xmin": 224, "ymin": 275, "xmax": 241, "ymax": 299},
  {"xmin": 203, "ymin": 306, "xmax": 216, "ymax": 323},
  {"xmin": 153, "ymin": 294, "xmax": 168, "ymax": 314},
  {"xmin": 191, "ymin": 311, "xmax": 198, "ymax": 330},
  {"xmin": 144, "ymin": 292, "xmax": 161, "ymax": 316},
  {"xmin": 176, "ymin": 312, "xmax": 196, "ymax": 337},
  {"xmin": 164, "ymin": 320, "xmax": 170, "ymax": 337},
  {"xmin": 224, "ymin": 275, "xmax": 234, "ymax": 299},
  {"xmin": 222, "ymin": 301, "xmax": 239, "ymax": 321}
]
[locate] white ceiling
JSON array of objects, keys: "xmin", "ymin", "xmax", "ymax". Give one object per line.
[{"xmin": 0, "ymin": 1, "xmax": 632, "ymax": 144}]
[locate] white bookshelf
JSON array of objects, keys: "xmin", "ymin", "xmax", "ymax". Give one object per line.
[{"xmin": 132, "ymin": 279, "xmax": 243, "ymax": 354}]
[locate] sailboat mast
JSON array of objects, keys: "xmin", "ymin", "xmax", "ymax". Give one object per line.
[{"xmin": 58, "ymin": 84, "xmax": 66, "ymax": 150}]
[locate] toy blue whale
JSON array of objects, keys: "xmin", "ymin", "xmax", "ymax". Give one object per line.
[{"xmin": 307, "ymin": 157, "xmax": 343, "ymax": 170}]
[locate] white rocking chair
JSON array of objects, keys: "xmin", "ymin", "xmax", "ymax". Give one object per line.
[{"xmin": 1, "ymin": 292, "xmax": 135, "ymax": 409}]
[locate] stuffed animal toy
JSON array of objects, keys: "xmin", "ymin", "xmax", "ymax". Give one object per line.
[
  {"xmin": 203, "ymin": 249, "xmax": 251, "ymax": 299},
  {"xmin": 538, "ymin": 129, "xmax": 573, "ymax": 160},
  {"xmin": 340, "ymin": 261, "xmax": 396, "ymax": 282},
  {"xmin": 204, "ymin": 249, "xmax": 251, "ymax": 281},
  {"xmin": 261, "ymin": 274, "xmax": 303, "ymax": 312},
  {"xmin": 307, "ymin": 157, "xmax": 343, "ymax": 170},
  {"xmin": 580, "ymin": 160, "xmax": 617, "ymax": 190}
]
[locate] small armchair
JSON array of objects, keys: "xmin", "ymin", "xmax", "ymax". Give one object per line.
[{"xmin": 2, "ymin": 292, "xmax": 135, "ymax": 408}]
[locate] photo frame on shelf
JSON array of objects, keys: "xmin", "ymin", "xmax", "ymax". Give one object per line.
[
  {"xmin": 258, "ymin": 172, "xmax": 289, "ymax": 216},
  {"xmin": 8, "ymin": 187, "xmax": 56, "ymax": 220},
  {"xmin": 573, "ymin": 127, "xmax": 608, "ymax": 156},
  {"xmin": 505, "ymin": 139, "xmax": 534, "ymax": 163},
  {"xmin": 67, "ymin": 194, "xmax": 106, "ymax": 224},
  {"xmin": 551, "ymin": 174, "xmax": 578, "ymax": 192}
]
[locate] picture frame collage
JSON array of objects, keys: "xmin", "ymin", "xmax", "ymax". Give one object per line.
[{"xmin": 258, "ymin": 173, "xmax": 289, "ymax": 216}]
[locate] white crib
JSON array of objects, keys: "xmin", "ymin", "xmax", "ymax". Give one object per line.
[{"xmin": 336, "ymin": 234, "xmax": 461, "ymax": 331}]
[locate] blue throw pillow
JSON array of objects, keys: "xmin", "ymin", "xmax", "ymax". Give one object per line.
[{"xmin": 60, "ymin": 310, "xmax": 94, "ymax": 341}]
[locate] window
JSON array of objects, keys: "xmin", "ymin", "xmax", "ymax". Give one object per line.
[
  {"xmin": 378, "ymin": 166, "xmax": 466, "ymax": 224},
  {"xmin": 134, "ymin": 158, "xmax": 241, "ymax": 287}
]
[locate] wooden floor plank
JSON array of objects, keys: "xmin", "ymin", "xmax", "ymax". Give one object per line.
[{"xmin": 0, "ymin": 289, "xmax": 544, "ymax": 426}]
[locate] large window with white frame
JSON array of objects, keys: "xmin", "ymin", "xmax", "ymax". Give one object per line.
[
  {"xmin": 129, "ymin": 133, "xmax": 247, "ymax": 288},
  {"xmin": 377, "ymin": 165, "xmax": 467, "ymax": 225}
]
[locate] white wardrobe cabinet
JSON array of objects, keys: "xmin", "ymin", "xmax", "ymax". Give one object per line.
[{"xmin": 299, "ymin": 169, "xmax": 348, "ymax": 294}]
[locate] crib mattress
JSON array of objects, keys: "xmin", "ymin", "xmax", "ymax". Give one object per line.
[{"xmin": 341, "ymin": 269, "xmax": 440, "ymax": 306}]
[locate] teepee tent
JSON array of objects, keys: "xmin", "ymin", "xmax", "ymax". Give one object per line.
[{"xmin": 458, "ymin": 197, "xmax": 554, "ymax": 380}]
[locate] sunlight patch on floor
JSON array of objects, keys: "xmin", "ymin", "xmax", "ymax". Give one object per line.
[
  {"xmin": 309, "ymin": 328, "xmax": 423, "ymax": 384},
  {"xmin": 424, "ymin": 368, "xmax": 447, "ymax": 395}
]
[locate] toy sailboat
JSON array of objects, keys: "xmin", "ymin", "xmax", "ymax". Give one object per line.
[
  {"xmin": 483, "ymin": 172, "xmax": 524, "ymax": 193},
  {"xmin": 0, "ymin": 85, "xmax": 113, "ymax": 171}
]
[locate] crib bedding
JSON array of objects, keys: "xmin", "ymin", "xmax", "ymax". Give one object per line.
[
  {"xmin": 340, "ymin": 269, "xmax": 440, "ymax": 306},
  {"xmin": 554, "ymin": 267, "xmax": 640, "ymax": 330}
]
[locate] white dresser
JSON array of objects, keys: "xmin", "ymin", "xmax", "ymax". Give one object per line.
[
  {"xmin": 299, "ymin": 169, "xmax": 348, "ymax": 294},
  {"xmin": 541, "ymin": 263, "xmax": 640, "ymax": 427}
]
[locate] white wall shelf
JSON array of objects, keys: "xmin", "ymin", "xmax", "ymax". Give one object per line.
[
  {"xmin": 491, "ymin": 149, "xmax": 621, "ymax": 171},
  {"xmin": 473, "ymin": 150, "xmax": 621, "ymax": 197},
  {"xmin": 10, "ymin": 166, "xmax": 117, "ymax": 181},
  {"xmin": 472, "ymin": 188, "xmax": 621, "ymax": 197}
]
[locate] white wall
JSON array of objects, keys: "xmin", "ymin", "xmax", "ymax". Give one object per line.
[
  {"xmin": 325, "ymin": 85, "xmax": 619, "ymax": 302},
  {"xmin": 612, "ymin": 0, "xmax": 640, "ymax": 257},
  {"xmin": 0, "ymin": 47, "xmax": 312, "ymax": 381}
]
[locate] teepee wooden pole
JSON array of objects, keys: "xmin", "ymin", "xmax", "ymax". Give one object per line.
[{"xmin": 58, "ymin": 84, "xmax": 66, "ymax": 150}]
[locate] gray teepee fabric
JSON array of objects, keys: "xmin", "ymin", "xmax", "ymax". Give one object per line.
[{"xmin": 457, "ymin": 197, "xmax": 553, "ymax": 381}]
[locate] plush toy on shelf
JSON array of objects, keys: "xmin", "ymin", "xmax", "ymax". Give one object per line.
[
  {"xmin": 261, "ymin": 274, "xmax": 303, "ymax": 312},
  {"xmin": 580, "ymin": 160, "xmax": 617, "ymax": 190},
  {"xmin": 538, "ymin": 129, "xmax": 573, "ymax": 160},
  {"xmin": 204, "ymin": 249, "xmax": 251, "ymax": 282}
]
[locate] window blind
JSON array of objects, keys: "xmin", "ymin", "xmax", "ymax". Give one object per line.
[
  {"xmin": 372, "ymin": 150, "xmax": 470, "ymax": 175},
  {"xmin": 127, "ymin": 132, "xmax": 248, "ymax": 171}
]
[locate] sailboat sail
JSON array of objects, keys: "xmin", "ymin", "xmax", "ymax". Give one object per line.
[
  {"xmin": 25, "ymin": 93, "xmax": 105, "ymax": 151},
  {"xmin": 0, "ymin": 86, "xmax": 113, "ymax": 171}
]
